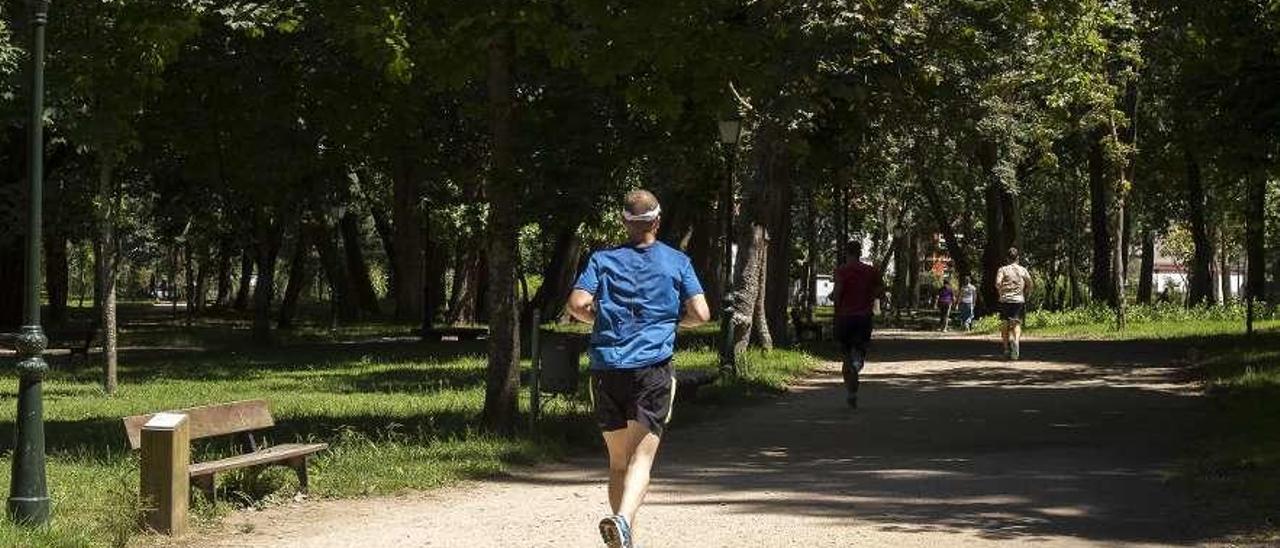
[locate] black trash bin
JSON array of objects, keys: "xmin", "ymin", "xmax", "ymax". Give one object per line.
[{"xmin": 539, "ymin": 333, "xmax": 584, "ymax": 395}]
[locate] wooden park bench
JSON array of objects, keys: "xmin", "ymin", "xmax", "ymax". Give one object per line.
[
  {"xmin": 0, "ymin": 326, "xmax": 99, "ymax": 366},
  {"xmin": 123, "ymin": 400, "xmax": 328, "ymax": 502},
  {"xmin": 46, "ymin": 325, "xmax": 100, "ymax": 366}
]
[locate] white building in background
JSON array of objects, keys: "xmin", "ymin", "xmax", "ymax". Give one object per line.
[{"xmin": 1151, "ymin": 241, "xmax": 1245, "ymax": 300}]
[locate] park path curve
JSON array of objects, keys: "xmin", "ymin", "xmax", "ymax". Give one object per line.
[{"xmin": 189, "ymin": 332, "xmax": 1207, "ymax": 547}]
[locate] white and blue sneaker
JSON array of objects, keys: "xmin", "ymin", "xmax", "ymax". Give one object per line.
[{"xmin": 599, "ymin": 515, "xmax": 634, "ymax": 548}]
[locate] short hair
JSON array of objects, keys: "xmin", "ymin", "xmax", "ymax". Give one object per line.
[
  {"xmin": 1008, "ymin": 247, "xmax": 1020, "ymax": 262},
  {"xmin": 844, "ymin": 239, "xmax": 862, "ymax": 259},
  {"xmin": 624, "ymin": 189, "xmax": 660, "ymax": 216}
]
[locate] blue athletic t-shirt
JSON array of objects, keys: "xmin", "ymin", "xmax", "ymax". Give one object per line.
[{"xmin": 574, "ymin": 241, "xmax": 704, "ymax": 370}]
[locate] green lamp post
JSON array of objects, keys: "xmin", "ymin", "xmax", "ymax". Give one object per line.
[
  {"xmin": 717, "ymin": 116, "xmax": 742, "ymax": 375},
  {"xmin": 9, "ymin": 0, "xmax": 51, "ymax": 526}
]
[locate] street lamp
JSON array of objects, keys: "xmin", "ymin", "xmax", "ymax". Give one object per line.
[
  {"xmin": 717, "ymin": 116, "xmax": 742, "ymax": 375},
  {"xmin": 9, "ymin": 0, "xmax": 51, "ymax": 526}
]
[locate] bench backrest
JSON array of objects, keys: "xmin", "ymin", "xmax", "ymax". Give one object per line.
[{"xmin": 123, "ymin": 399, "xmax": 274, "ymax": 450}]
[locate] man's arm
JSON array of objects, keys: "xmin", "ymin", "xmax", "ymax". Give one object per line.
[
  {"xmin": 567, "ymin": 289, "xmax": 596, "ymax": 324},
  {"xmin": 680, "ymin": 294, "xmax": 711, "ymax": 328}
]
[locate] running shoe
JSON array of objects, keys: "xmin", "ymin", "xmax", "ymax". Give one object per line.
[
  {"xmin": 847, "ymin": 395, "xmax": 858, "ymax": 409},
  {"xmin": 599, "ymin": 515, "xmax": 633, "ymax": 548},
  {"xmin": 1011, "ymin": 340, "xmax": 1020, "ymax": 361}
]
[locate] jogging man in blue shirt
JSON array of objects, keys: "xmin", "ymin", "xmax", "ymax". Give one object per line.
[{"xmin": 568, "ymin": 190, "xmax": 711, "ymax": 548}]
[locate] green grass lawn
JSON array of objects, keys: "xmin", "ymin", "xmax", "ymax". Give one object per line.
[{"xmin": 0, "ymin": 315, "xmax": 817, "ymax": 547}]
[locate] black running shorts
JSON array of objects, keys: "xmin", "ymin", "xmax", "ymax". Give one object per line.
[
  {"xmin": 1000, "ymin": 302, "xmax": 1026, "ymax": 322},
  {"xmin": 834, "ymin": 314, "xmax": 873, "ymax": 351},
  {"xmin": 589, "ymin": 359, "xmax": 675, "ymax": 437}
]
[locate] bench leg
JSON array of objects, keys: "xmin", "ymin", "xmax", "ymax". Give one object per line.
[
  {"xmin": 286, "ymin": 457, "xmax": 309, "ymax": 494},
  {"xmin": 192, "ymin": 474, "xmax": 216, "ymax": 503}
]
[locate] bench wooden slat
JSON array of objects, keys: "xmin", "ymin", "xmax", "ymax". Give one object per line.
[
  {"xmin": 123, "ymin": 400, "xmax": 274, "ymax": 450},
  {"xmin": 189, "ymin": 443, "xmax": 328, "ymax": 477}
]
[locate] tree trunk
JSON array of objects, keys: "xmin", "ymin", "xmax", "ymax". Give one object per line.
[
  {"xmin": 447, "ymin": 249, "xmax": 479, "ymax": 325},
  {"xmin": 731, "ymin": 122, "xmax": 781, "ymax": 354},
  {"xmin": 308, "ymin": 219, "xmax": 358, "ymax": 322},
  {"xmin": 340, "ymin": 211, "xmax": 382, "ymax": 316},
  {"xmin": 44, "ymin": 231, "xmax": 68, "ymax": 326},
  {"xmin": 1138, "ymin": 226, "xmax": 1155, "ymax": 304},
  {"xmin": 424, "ymin": 216, "xmax": 448, "ymax": 328},
  {"xmin": 1219, "ymin": 229, "xmax": 1232, "ymax": 302},
  {"xmin": 1184, "ymin": 148, "xmax": 1214, "ymax": 306},
  {"xmin": 1245, "ymin": 170, "xmax": 1266, "ymax": 303},
  {"xmin": 979, "ymin": 142, "xmax": 1004, "ymax": 314},
  {"xmin": 1089, "ymin": 135, "xmax": 1115, "ymax": 306},
  {"xmin": 528, "ymin": 224, "xmax": 583, "ymax": 322},
  {"xmin": 370, "ymin": 204, "xmax": 397, "ymax": 292},
  {"xmin": 764, "ymin": 166, "xmax": 793, "ymax": 347},
  {"xmin": 907, "ymin": 232, "xmax": 921, "ymax": 308},
  {"xmin": 391, "ymin": 165, "xmax": 425, "ymax": 321},
  {"xmin": 891, "ymin": 229, "xmax": 909, "ymax": 311},
  {"xmin": 278, "ymin": 228, "xmax": 310, "ymax": 329},
  {"xmin": 252, "ymin": 212, "xmax": 284, "ymax": 344},
  {"xmin": 1113, "ymin": 194, "xmax": 1127, "ymax": 326},
  {"xmin": 752, "ymin": 245, "xmax": 773, "ymax": 350},
  {"xmin": 482, "ymin": 28, "xmax": 521, "ymax": 434},
  {"xmin": 214, "ymin": 239, "xmax": 233, "ymax": 308},
  {"xmin": 94, "ymin": 159, "xmax": 118, "ymax": 394},
  {"xmin": 731, "ymin": 224, "xmax": 768, "ymax": 356},
  {"xmin": 804, "ymin": 188, "xmax": 818, "ymax": 319},
  {"xmin": 233, "ymin": 251, "xmax": 254, "ymax": 311}
]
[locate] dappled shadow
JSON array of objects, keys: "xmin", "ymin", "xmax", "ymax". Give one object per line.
[{"xmin": 498, "ymin": 338, "xmax": 1210, "ymax": 544}]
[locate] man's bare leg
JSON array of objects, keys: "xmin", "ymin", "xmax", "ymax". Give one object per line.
[
  {"xmin": 603, "ymin": 420, "xmax": 663, "ymax": 526},
  {"xmin": 1011, "ymin": 320, "xmax": 1023, "ymax": 359},
  {"xmin": 1001, "ymin": 320, "xmax": 1011, "ymax": 354}
]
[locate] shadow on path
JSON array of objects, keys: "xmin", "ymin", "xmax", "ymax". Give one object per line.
[{"xmin": 509, "ymin": 336, "xmax": 1206, "ymax": 545}]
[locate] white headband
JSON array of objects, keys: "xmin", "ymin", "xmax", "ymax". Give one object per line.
[{"xmin": 622, "ymin": 205, "xmax": 661, "ymax": 222}]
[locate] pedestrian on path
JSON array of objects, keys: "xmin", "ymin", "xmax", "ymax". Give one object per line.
[
  {"xmin": 995, "ymin": 247, "xmax": 1033, "ymax": 360},
  {"xmin": 959, "ymin": 276, "xmax": 977, "ymax": 330},
  {"xmin": 937, "ymin": 278, "xmax": 955, "ymax": 332},
  {"xmin": 831, "ymin": 240, "xmax": 883, "ymax": 409},
  {"xmin": 567, "ymin": 189, "xmax": 711, "ymax": 548}
]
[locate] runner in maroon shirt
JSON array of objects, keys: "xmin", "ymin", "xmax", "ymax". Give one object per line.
[{"xmin": 831, "ymin": 240, "xmax": 883, "ymax": 409}]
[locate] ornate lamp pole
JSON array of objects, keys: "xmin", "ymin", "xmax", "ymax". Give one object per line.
[
  {"xmin": 9, "ymin": 0, "xmax": 51, "ymax": 526},
  {"xmin": 717, "ymin": 117, "xmax": 742, "ymax": 375}
]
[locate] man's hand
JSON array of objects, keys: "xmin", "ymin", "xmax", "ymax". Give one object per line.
[
  {"xmin": 680, "ymin": 295, "xmax": 711, "ymax": 328},
  {"xmin": 567, "ymin": 289, "xmax": 596, "ymax": 324}
]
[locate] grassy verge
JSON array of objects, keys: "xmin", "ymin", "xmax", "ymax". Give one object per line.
[
  {"xmin": 970, "ymin": 302, "xmax": 1280, "ymax": 340},
  {"xmin": 1187, "ymin": 332, "xmax": 1280, "ymax": 543},
  {"xmin": 0, "ymin": 319, "xmax": 816, "ymax": 547}
]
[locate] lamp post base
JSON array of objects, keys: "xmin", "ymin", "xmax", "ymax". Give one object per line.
[{"xmin": 7, "ymin": 496, "xmax": 49, "ymax": 525}]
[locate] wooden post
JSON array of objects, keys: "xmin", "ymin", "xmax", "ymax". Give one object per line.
[{"xmin": 140, "ymin": 412, "xmax": 189, "ymax": 536}]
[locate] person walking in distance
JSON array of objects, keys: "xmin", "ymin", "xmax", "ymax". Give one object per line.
[
  {"xmin": 995, "ymin": 247, "xmax": 1033, "ymax": 360},
  {"xmin": 937, "ymin": 278, "xmax": 956, "ymax": 332},
  {"xmin": 567, "ymin": 190, "xmax": 711, "ymax": 548},
  {"xmin": 831, "ymin": 240, "xmax": 883, "ymax": 409},
  {"xmin": 959, "ymin": 276, "xmax": 978, "ymax": 331}
]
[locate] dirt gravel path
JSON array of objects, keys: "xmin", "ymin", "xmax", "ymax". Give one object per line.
[{"xmin": 192, "ymin": 333, "xmax": 1207, "ymax": 547}]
